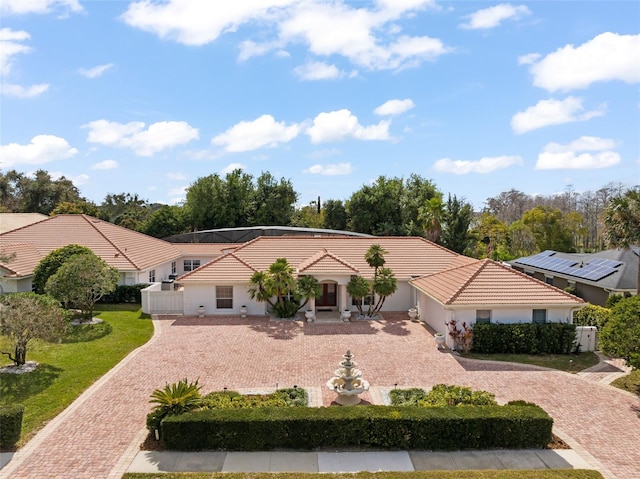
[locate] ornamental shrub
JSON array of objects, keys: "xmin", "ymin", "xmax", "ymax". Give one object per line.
[
  {"xmin": 0, "ymin": 404, "xmax": 24, "ymax": 448},
  {"xmin": 147, "ymin": 378, "xmax": 202, "ymax": 433},
  {"xmin": 472, "ymin": 322, "xmax": 576, "ymax": 354},
  {"xmin": 419, "ymin": 384, "xmax": 497, "ymax": 407},
  {"xmin": 99, "ymin": 284, "xmax": 146, "ymax": 304},
  {"xmin": 389, "ymin": 388, "xmax": 427, "ymax": 406},
  {"xmin": 573, "ymin": 304, "xmax": 611, "ymax": 329}
]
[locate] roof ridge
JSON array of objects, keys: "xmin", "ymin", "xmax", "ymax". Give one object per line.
[
  {"xmin": 80, "ymin": 215, "xmax": 140, "ymax": 269},
  {"xmin": 0, "ymin": 214, "xmax": 53, "ymax": 237},
  {"xmin": 446, "ymin": 259, "xmax": 486, "ymax": 305}
]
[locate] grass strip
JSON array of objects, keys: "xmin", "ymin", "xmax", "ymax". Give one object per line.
[
  {"xmin": 461, "ymin": 352, "xmax": 599, "ymax": 373},
  {"xmin": 0, "ymin": 304, "xmax": 153, "ymax": 445}
]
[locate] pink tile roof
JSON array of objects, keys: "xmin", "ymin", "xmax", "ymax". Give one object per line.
[
  {"xmin": 0, "ymin": 243, "xmax": 43, "ymax": 277},
  {"xmin": 180, "ymin": 236, "xmax": 474, "ymax": 282},
  {"xmin": 411, "ymin": 259, "xmax": 584, "ymax": 306},
  {"xmin": 0, "ymin": 214, "xmax": 181, "ymax": 275}
]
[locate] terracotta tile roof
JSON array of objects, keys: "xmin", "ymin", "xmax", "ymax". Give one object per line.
[
  {"xmin": 180, "ymin": 236, "xmax": 473, "ymax": 282},
  {"xmin": 0, "ymin": 213, "xmax": 48, "ymax": 234},
  {"xmin": 0, "ymin": 214, "xmax": 180, "ymax": 274},
  {"xmin": 411, "ymin": 259, "xmax": 584, "ymax": 306},
  {"xmin": 0, "ymin": 243, "xmax": 42, "ymax": 277},
  {"xmin": 178, "ymin": 252, "xmax": 256, "ymax": 282},
  {"xmin": 298, "ymin": 249, "xmax": 360, "ymax": 275}
]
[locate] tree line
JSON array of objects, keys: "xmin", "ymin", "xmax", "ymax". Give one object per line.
[{"xmin": 0, "ymin": 168, "xmax": 637, "ymax": 259}]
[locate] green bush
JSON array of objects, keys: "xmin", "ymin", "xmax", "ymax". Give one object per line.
[
  {"xmin": 573, "ymin": 304, "xmax": 611, "ymax": 329},
  {"xmin": 201, "ymin": 388, "xmax": 308, "ymax": 410},
  {"xmin": 389, "ymin": 388, "xmax": 427, "ymax": 406},
  {"xmin": 0, "ymin": 404, "xmax": 24, "ymax": 448},
  {"xmin": 419, "ymin": 384, "xmax": 497, "ymax": 407},
  {"xmin": 472, "ymin": 322, "xmax": 576, "ymax": 354},
  {"xmin": 99, "ymin": 284, "xmax": 146, "ymax": 304},
  {"xmin": 606, "ymin": 294, "xmax": 625, "ymax": 309},
  {"xmin": 599, "ymin": 296, "xmax": 640, "ymax": 369},
  {"xmin": 147, "ymin": 379, "xmax": 202, "ymax": 433},
  {"xmin": 161, "ymin": 404, "xmax": 553, "ymax": 451}
]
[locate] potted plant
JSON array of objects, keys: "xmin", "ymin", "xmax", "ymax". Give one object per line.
[
  {"xmin": 197, "ymin": 305, "xmax": 205, "ymax": 318},
  {"xmin": 434, "ymin": 332, "xmax": 446, "ymax": 349}
]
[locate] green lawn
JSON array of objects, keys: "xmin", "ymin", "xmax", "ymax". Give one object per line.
[
  {"xmin": 123, "ymin": 470, "xmax": 603, "ymax": 479},
  {"xmin": 461, "ymin": 352, "xmax": 600, "ymax": 373},
  {"xmin": 611, "ymin": 369, "xmax": 640, "ymax": 396},
  {"xmin": 0, "ymin": 304, "xmax": 153, "ymax": 446}
]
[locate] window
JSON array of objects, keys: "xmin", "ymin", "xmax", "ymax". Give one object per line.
[
  {"xmin": 171, "ymin": 261, "xmax": 176, "ymax": 275},
  {"xmin": 525, "ymin": 270, "xmax": 534, "ymax": 277},
  {"xmin": 352, "ymin": 294, "xmax": 375, "ymax": 306},
  {"xmin": 149, "ymin": 270, "xmax": 156, "ymax": 282},
  {"xmin": 183, "ymin": 259, "xmax": 201, "ymax": 272},
  {"xmin": 216, "ymin": 286, "xmax": 233, "ymax": 309},
  {"xmin": 545, "ymin": 276, "xmax": 554, "ymax": 285},
  {"xmin": 476, "ymin": 310, "xmax": 491, "ymax": 324},
  {"xmin": 532, "ymin": 309, "xmax": 547, "ymax": 324}
]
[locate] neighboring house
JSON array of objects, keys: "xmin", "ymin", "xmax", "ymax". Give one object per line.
[
  {"xmin": 510, "ymin": 248, "xmax": 638, "ymax": 306},
  {"xmin": 0, "ymin": 214, "xmax": 229, "ymax": 292},
  {"xmin": 0, "ymin": 213, "xmax": 48, "ymax": 234},
  {"xmin": 410, "ymin": 259, "xmax": 585, "ymax": 349}
]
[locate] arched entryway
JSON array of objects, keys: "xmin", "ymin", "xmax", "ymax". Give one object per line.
[{"xmin": 316, "ymin": 281, "xmax": 338, "ymax": 310}]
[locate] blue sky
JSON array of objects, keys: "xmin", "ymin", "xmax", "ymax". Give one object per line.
[{"xmin": 1, "ymin": 0, "xmax": 639, "ymax": 210}]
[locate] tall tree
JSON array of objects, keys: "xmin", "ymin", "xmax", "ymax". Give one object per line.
[
  {"xmin": 440, "ymin": 194, "xmax": 474, "ymax": 254},
  {"xmin": 252, "ymin": 172, "xmax": 298, "ymax": 226},
  {"xmin": 100, "ymin": 192, "xmax": 150, "ymax": 229},
  {"xmin": 603, "ymin": 188, "xmax": 640, "ymax": 295},
  {"xmin": 402, "ymin": 174, "xmax": 441, "ymax": 236},
  {"xmin": 418, "ymin": 196, "xmax": 444, "ymax": 243},
  {"xmin": 138, "ymin": 205, "xmax": 188, "ymax": 238},
  {"xmin": 45, "ymin": 253, "xmax": 119, "ymax": 321},
  {"xmin": 32, "ymin": 244, "xmax": 94, "ymax": 294},
  {"xmin": 522, "ymin": 206, "xmax": 575, "ymax": 252},
  {"xmin": 346, "ymin": 176, "xmax": 404, "ymax": 235},
  {"xmin": 323, "ymin": 199, "xmax": 347, "ymax": 231},
  {"xmin": 0, "ymin": 293, "xmax": 67, "ymax": 366}
]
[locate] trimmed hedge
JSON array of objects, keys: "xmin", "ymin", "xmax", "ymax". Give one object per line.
[
  {"xmin": 161, "ymin": 404, "xmax": 552, "ymax": 451},
  {"xmin": 99, "ymin": 284, "xmax": 146, "ymax": 304},
  {"xmin": 0, "ymin": 404, "xmax": 24, "ymax": 448},
  {"xmin": 472, "ymin": 322, "xmax": 577, "ymax": 354}
]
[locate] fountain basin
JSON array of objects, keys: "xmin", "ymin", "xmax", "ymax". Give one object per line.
[{"xmin": 326, "ymin": 378, "xmax": 370, "ymax": 405}]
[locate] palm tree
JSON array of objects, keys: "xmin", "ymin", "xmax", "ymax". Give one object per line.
[
  {"xmin": 266, "ymin": 258, "xmax": 296, "ymax": 311},
  {"xmin": 603, "ymin": 188, "xmax": 640, "ymax": 295},
  {"xmin": 347, "ymin": 276, "xmax": 371, "ymax": 315},
  {"xmin": 372, "ymin": 267, "xmax": 398, "ymax": 314},
  {"xmin": 418, "ymin": 196, "xmax": 444, "ymax": 242},
  {"xmin": 297, "ymin": 275, "xmax": 321, "ymax": 310},
  {"xmin": 248, "ymin": 271, "xmax": 276, "ymax": 309}
]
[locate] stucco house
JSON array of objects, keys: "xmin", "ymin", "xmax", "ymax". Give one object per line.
[
  {"xmin": 0, "ymin": 214, "xmax": 230, "ymax": 293},
  {"xmin": 510, "ymin": 248, "xmax": 638, "ymax": 306}
]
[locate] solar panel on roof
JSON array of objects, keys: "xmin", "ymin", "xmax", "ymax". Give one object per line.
[{"xmin": 516, "ymin": 252, "xmax": 623, "ymax": 282}]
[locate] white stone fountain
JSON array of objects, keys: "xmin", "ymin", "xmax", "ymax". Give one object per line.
[{"xmin": 326, "ymin": 350, "xmax": 370, "ymax": 405}]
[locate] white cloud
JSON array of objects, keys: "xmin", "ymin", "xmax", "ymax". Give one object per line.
[
  {"xmin": 434, "ymin": 155, "xmax": 524, "ymax": 174},
  {"xmin": 303, "ymin": 163, "xmax": 353, "ymax": 175},
  {"xmin": 166, "ymin": 171, "xmax": 187, "ymax": 180},
  {"xmin": 374, "ymin": 98, "xmax": 415, "ymax": 116},
  {"xmin": 0, "ymin": 28, "xmax": 32, "ymax": 76},
  {"xmin": 91, "ymin": 160, "xmax": 118, "ymax": 170},
  {"xmin": 0, "ymin": 134, "xmax": 77, "ymax": 168},
  {"xmin": 511, "ymin": 96, "xmax": 604, "ymax": 134},
  {"xmin": 121, "ymin": 0, "xmax": 298, "ymax": 46},
  {"xmin": 536, "ymin": 136, "xmax": 620, "ymax": 169},
  {"xmin": 1, "ymin": 83, "xmax": 49, "ymax": 98},
  {"xmin": 460, "ymin": 3, "xmax": 530, "ymax": 30},
  {"xmin": 122, "ymin": 0, "xmax": 449, "ymax": 71},
  {"xmin": 84, "ymin": 120, "xmax": 199, "ymax": 157},
  {"xmin": 212, "ymin": 114, "xmax": 300, "ymax": 152},
  {"xmin": 0, "ymin": 0, "xmax": 83, "ymax": 15},
  {"xmin": 524, "ymin": 32, "xmax": 640, "ymax": 92},
  {"xmin": 49, "ymin": 172, "xmax": 89, "ymax": 185},
  {"xmin": 517, "ymin": 52, "xmax": 540, "ymax": 65},
  {"xmin": 220, "ymin": 163, "xmax": 247, "ymax": 174},
  {"xmin": 294, "ymin": 61, "xmax": 341, "ymax": 80},
  {"xmin": 78, "ymin": 63, "xmax": 114, "ymax": 78},
  {"xmin": 306, "ymin": 109, "xmax": 390, "ymax": 144}
]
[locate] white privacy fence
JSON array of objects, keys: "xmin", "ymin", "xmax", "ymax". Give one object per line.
[{"xmin": 141, "ymin": 283, "xmax": 184, "ymax": 314}]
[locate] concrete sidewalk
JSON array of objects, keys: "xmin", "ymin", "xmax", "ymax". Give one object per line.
[{"xmin": 127, "ymin": 449, "xmax": 597, "ymax": 474}]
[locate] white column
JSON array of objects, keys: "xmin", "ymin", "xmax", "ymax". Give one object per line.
[{"xmin": 340, "ymin": 284, "xmax": 348, "ymax": 311}]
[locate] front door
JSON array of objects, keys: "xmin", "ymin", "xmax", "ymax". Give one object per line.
[{"xmin": 316, "ymin": 283, "xmax": 337, "ymax": 308}]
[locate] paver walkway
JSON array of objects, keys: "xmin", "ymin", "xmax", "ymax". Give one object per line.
[{"xmin": 1, "ymin": 314, "xmax": 639, "ymax": 479}]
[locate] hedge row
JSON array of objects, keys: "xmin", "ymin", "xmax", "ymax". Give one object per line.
[
  {"xmin": 472, "ymin": 322, "xmax": 577, "ymax": 354},
  {"xmin": 161, "ymin": 404, "xmax": 552, "ymax": 451},
  {"xmin": 0, "ymin": 404, "xmax": 24, "ymax": 449},
  {"xmin": 99, "ymin": 284, "xmax": 146, "ymax": 304}
]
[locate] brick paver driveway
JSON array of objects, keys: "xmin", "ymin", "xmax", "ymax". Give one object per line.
[{"xmin": 2, "ymin": 315, "xmax": 638, "ymax": 479}]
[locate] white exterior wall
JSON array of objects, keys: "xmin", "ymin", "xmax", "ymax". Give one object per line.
[
  {"xmin": 182, "ymin": 283, "xmax": 266, "ymax": 316},
  {"xmin": 0, "ymin": 276, "xmax": 32, "ymax": 293},
  {"xmin": 378, "ymin": 281, "xmax": 413, "ymax": 312}
]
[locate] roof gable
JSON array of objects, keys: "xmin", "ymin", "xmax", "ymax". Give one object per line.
[
  {"xmin": 0, "ymin": 243, "xmax": 42, "ymax": 277},
  {"xmin": 179, "ymin": 252, "xmax": 257, "ymax": 282},
  {"xmin": 298, "ymin": 249, "xmax": 360, "ymax": 275},
  {"xmin": 411, "ymin": 259, "xmax": 584, "ymax": 306}
]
